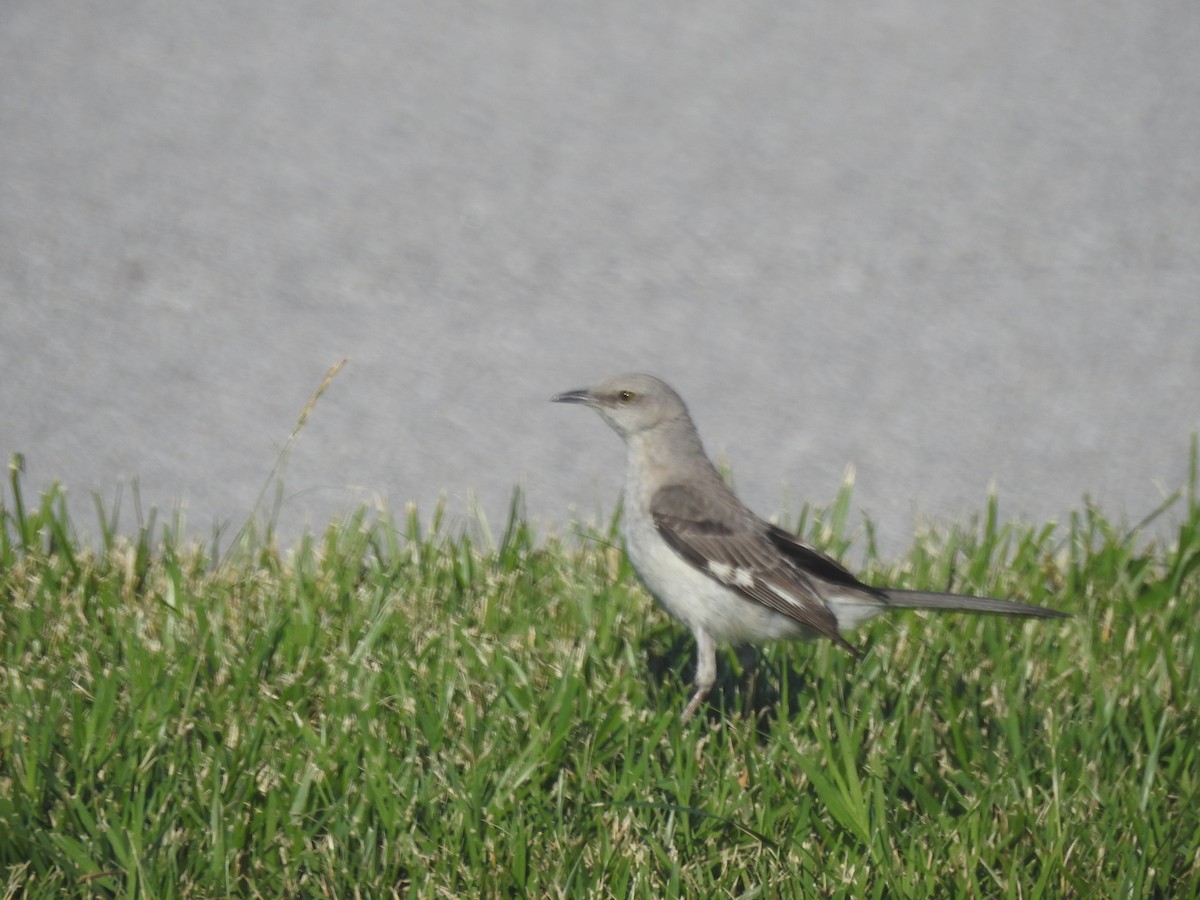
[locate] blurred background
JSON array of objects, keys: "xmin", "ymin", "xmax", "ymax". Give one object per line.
[{"xmin": 2, "ymin": 1, "xmax": 1198, "ymax": 556}]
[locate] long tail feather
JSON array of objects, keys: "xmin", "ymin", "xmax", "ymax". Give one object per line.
[{"xmin": 883, "ymin": 589, "xmax": 1069, "ymax": 619}]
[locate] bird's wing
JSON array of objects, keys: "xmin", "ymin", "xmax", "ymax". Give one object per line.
[
  {"xmin": 763, "ymin": 524, "xmax": 883, "ymax": 594},
  {"xmin": 650, "ymin": 482, "xmax": 861, "ymax": 652}
]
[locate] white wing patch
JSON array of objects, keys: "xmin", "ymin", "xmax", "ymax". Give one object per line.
[
  {"xmin": 707, "ymin": 560, "xmax": 756, "ymax": 589},
  {"xmin": 707, "ymin": 560, "xmax": 733, "ymax": 581}
]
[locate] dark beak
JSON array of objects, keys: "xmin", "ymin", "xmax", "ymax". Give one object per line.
[{"xmin": 551, "ymin": 388, "xmax": 592, "ymax": 404}]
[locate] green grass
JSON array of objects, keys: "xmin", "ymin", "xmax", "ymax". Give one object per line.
[{"xmin": 2, "ymin": 446, "xmax": 1199, "ymax": 897}]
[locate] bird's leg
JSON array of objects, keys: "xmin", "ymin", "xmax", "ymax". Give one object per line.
[{"xmin": 681, "ymin": 629, "xmax": 718, "ymax": 722}]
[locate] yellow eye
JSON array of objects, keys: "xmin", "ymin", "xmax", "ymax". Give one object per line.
[{"xmin": 618, "ymin": 390, "xmax": 635, "ymax": 402}]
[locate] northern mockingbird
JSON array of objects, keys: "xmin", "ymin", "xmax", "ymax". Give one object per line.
[{"xmin": 553, "ymin": 373, "xmax": 1068, "ymax": 722}]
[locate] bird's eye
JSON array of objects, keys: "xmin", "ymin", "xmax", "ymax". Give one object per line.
[{"xmin": 618, "ymin": 390, "xmax": 635, "ymax": 402}]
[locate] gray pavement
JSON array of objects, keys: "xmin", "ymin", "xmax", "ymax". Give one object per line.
[{"xmin": 3, "ymin": 1, "xmax": 1199, "ymax": 558}]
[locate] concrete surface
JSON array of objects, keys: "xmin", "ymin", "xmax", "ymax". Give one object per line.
[{"xmin": 3, "ymin": 1, "xmax": 1198, "ymax": 558}]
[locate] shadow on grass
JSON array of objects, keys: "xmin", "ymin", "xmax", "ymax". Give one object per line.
[{"xmin": 641, "ymin": 631, "xmax": 824, "ymax": 730}]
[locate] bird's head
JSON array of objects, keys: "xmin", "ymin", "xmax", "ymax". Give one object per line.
[{"xmin": 552, "ymin": 373, "xmax": 689, "ymax": 440}]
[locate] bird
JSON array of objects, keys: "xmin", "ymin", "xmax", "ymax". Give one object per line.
[{"xmin": 552, "ymin": 373, "xmax": 1068, "ymax": 722}]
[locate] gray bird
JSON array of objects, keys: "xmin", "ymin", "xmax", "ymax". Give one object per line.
[{"xmin": 553, "ymin": 373, "xmax": 1068, "ymax": 721}]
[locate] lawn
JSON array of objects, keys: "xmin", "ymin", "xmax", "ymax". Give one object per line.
[{"xmin": 2, "ymin": 448, "xmax": 1198, "ymax": 897}]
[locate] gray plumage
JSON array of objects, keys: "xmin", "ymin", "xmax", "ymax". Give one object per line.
[{"xmin": 553, "ymin": 373, "xmax": 1068, "ymax": 721}]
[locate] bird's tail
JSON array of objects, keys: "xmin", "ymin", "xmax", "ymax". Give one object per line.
[{"xmin": 882, "ymin": 589, "xmax": 1069, "ymax": 619}]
